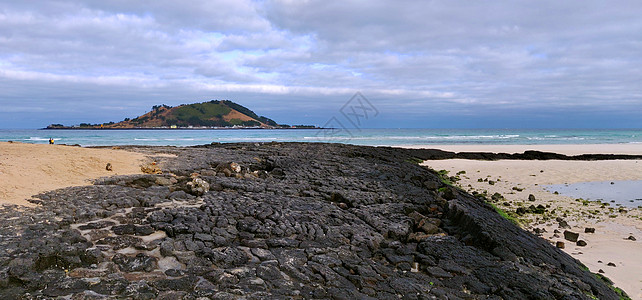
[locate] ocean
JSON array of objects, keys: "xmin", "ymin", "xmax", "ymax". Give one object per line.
[{"xmin": 1, "ymin": 128, "xmax": 641, "ymax": 147}]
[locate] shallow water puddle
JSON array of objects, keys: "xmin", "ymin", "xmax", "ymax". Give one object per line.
[{"xmin": 545, "ymin": 180, "xmax": 642, "ymax": 208}]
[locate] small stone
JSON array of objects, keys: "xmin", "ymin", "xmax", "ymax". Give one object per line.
[
  {"xmin": 418, "ymin": 219, "xmax": 440, "ymax": 234},
  {"xmin": 533, "ymin": 228, "xmax": 546, "ymax": 235},
  {"xmin": 528, "ymin": 194, "xmax": 536, "ymax": 201},
  {"xmin": 141, "ymin": 162, "xmax": 162, "ymax": 174},
  {"xmin": 558, "ymin": 220, "xmax": 570, "ymax": 229},
  {"xmin": 106, "ymin": 163, "xmax": 112, "ymax": 171},
  {"xmin": 491, "ymin": 192, "xmax": 503, "ymax": 201},
  {"xmin": 626, "ymin": 235, "xmax": 636, "ymax": 241},
  {"xmin": 440, "ymin": 187, "xmax": 456, "ymax": 200},
  {"xmin": 556, "ymin": 241, "xmax": 565, "ymax": 249},
  {"xmin": 563, "ymin": 230, "xmax": 579, "ymax": 242},
  {"xmin": 423, "ymin": 181, "xmax": 439, "ymax": 190},
  {"xmin": 155, "ymin": 176, "xmax": 176, "ymax": 186},
  {"xmin": 607, "ymin": 262, "xmax": 616, "ymax": 267},
  {"xmin": 598, "ymin": 269, "xmax": 605, "ymax": 273},
  {"xmin": 229, "ymin": 162, "xmax": 242, "ymax": 173},
  {"xmin": 186, "ymin": 177, "xmax": 210, "ymax": 196},
  {"xmin": 576, "ymin": 240, "xmax": 587, "ymax": 247},
  {"xmin": 584, "ymin": 228, "xmax": 595, "ymax": 233}
]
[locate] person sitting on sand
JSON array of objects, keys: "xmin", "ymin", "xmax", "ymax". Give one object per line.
[{"xmin": 49, "ymin": 138, "xmax": 54, "ymax": 144}]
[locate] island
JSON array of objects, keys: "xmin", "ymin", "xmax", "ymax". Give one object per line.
[{"xmin": 46, "ymin": 100, "xmax": 318, "ymax": 129}]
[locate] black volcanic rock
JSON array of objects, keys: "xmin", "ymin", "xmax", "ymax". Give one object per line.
[{"xmin": 0, "ymin": 143, "xmax": 624, "ymax": 299}]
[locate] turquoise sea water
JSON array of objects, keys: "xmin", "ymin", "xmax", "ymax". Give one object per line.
[{"xmin": 0, "ymin": 128, "xmax": 641, "ymax": 147}]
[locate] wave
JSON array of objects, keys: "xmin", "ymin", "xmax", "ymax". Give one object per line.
[
  {"xmin": 163, "ymin": 138, "xmax": 196, "ymax": 141},
  {"xmin": 304, "ymin": 135, "xmax": 523, "ymax": 141},
  {"xmin": 526, "ymin": 137, "xmax": 586, "ymax": 141},
  {"xmin": 213, "ymin": 137, "xmax": 288, "ymax": 141}
]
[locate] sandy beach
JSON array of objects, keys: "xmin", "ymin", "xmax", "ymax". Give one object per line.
[
  {"xmin": 0, "ymin": 142, "xmax": 148, "ymax": 206},
  {"xmin": 419, "ymin": 144, "xmax": 642, "ymax": 299}
]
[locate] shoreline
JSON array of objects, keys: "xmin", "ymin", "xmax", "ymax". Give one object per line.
[
  {"xmin": 41, "ymin": 127, "xmax": 322, "ymax": 130},
  {"xmin": 401, "ymin": 143, "xmax": 642, "ymax": 155},
  {"xmin": 419, "ymin": 144, "xmax": 642, "ymax": 299}
]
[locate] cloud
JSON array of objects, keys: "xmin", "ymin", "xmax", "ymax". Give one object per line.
[{"xmin": 0, "ymin": 0, "xmax": 641, "ymax": 128}]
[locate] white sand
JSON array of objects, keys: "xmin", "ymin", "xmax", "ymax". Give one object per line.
[
  {"xmin": 417, "ymin": 144, "xmax": 642, "ymax": 299},
  {"xmin": 0, "ymin": 142, "xmax": 148, "ymax": 206}
]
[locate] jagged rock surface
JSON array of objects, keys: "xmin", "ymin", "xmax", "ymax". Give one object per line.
[{"xmin": 0, "ymin": 143, "xmax": 620, "ymax": 299}]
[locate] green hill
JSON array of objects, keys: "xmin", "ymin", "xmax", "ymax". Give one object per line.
[{"xmin": 47, "ymin": 100, "xmax": 287, "ymax": 129}]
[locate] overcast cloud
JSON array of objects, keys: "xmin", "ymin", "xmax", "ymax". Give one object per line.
[{"xmin": 1, "ymin": 0, "xmax": 641, "ymax": 128}]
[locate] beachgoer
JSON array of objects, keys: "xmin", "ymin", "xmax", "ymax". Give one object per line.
[{"xmin": 49, "ymin": 138, "xmax": 54, "ymax": 144}]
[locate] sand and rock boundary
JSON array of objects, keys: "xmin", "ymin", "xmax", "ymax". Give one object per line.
[{"xmin": 0, "ymin": 143, "xmax": 628, "ymax": 299}]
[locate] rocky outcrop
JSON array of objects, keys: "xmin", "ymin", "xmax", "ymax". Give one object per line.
[
  {"xmin": 409, "ymin": 148, "xmax": 642, "ymax": 161},
  {"xmin": 0, "ymin": 143, "xmax": 621, "ymax": 299}
]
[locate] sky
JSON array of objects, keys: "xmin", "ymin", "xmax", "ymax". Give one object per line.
[{"xmin": 1, "ymin": 0, "xmax": 641, "ymax": 129}]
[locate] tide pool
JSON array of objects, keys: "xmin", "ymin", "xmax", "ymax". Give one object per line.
[{"xmin": 545, "ymin": 180, "xmax": 642, "ymax": 208}]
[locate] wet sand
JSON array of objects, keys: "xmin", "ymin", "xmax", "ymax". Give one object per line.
[{"xmin": 418, "ymin": 144, "xmax": 642, "ymax": 299}]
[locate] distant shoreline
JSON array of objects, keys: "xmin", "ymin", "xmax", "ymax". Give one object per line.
[{"xmin": 41, "ymin": 127, "xmax": 324, "ymax": 130}]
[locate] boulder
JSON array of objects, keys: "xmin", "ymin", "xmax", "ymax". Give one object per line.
[{"xmin": 112, "ymin": 224, "xmax": 136, "ymax": 235}]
